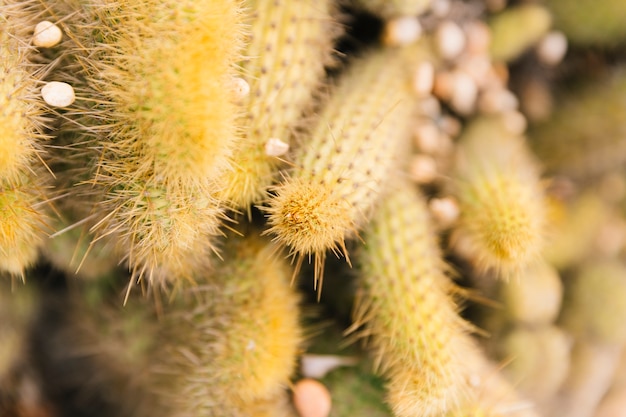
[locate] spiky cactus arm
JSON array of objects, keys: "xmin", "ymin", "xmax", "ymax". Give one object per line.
[
  {"xmin": 352, "ymin": 180, "xmax": 473, "ymax": 417},
  {"xmin": 50, "ymin": 0, "xmax": 247, "ymax": 286},
  {"xmin": 219, "ymin": 0, "xmax": 341, "ymax": 209},
  {"xmin": 452, "ymin": 116, "xmax": 546, "ymax": 277},
  {"xmin": 265, "ymin": 43, "xmax": 433, "ymax": 289},
  {"xmin": 152, "ymin": 233, "xmax": 302, "ymax": 416}
]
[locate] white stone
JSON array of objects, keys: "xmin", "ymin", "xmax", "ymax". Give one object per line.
[
  {"xmin": 33, "ymin": 21, "xmax": 62, "ymax": 48},
  {"xmin": 264, "ymin": 137, "xmax": 290, "ymax": 157},
  {"xmin": 413, "ymin": 62, "xmax": 435, "ymax": 96},
  {"xmin": 41, "ymin": 81, "xmax": 75, "ymax": 108},
  {"xmin": 436, "ymin": 21, "xmax": 466, "ymax": 60},
  {"xmin": 231, "ymin": 77, "xmax": 250, "ymax": 99},
  {"xmin": 409, "ymin": 154, "xmax": 437, "ymax": 183},
  {"xmin": 536, "ymin": 31, "xmax": 568, "ymax": 66}
]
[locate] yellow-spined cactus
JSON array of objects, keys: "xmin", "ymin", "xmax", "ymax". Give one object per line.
[
  {"xmin": 58, "ymin": 0, "xmax": 247, "ymax": 286},
  {"xmin": 219, "ymin": 0, "xmax": 340, "ymax": 210},
  {"xmin": 351, "ymin": 180, "xmax": 473, "ymax": 417},
  {"xmin": 265, "ymin": 43, "xmax": 433, "ymax": 288},
  {"xmin": 152, "ymin": 233, "xmax": 302, "ymax": 416},
  {"xmin": 452, "ymin": 116, "xmax": 546, "ymax": 277}
]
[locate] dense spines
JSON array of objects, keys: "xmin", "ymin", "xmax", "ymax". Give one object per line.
[
  {"xmin": 452, "ymin": 116, "xmax": 546, "ymax": 277},
  {"xmin": 353, "ymin": 180, "xmax": 472, "ymax": 417},
  {"xmin": 56, "ymin": 0, "xmax": 247, "ymax": 286},
  {"xmin": 265, "ymin": 44, "xmax": 431, "ymax": 285},
  {"xmin": 81, "ymin": 0, "xmax": 245, "ymax": 185},
  {"xmin": 220, "ymin": 0, "xmax": 340, "ymax": 209},
  {"xmin": 153, "ymin": 233, "xmax": 302, "ymax": 416},
  {"xmin": 0, "ymin": 1, "xmax": 54, "ymax": 276}
]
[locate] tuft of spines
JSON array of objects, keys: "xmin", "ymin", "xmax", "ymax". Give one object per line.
[
  {"xmin": 219, "ymin": 0, "xmax": 340, "ymax": 209},
  {"xmin": 265, "ymin": 43, "xmax": 433, "ymax": 289},
  {"xmin": 451, "ymin": 116, "xmax": 546, "ymax": 277},
  {"xmin": 351, "ymin": 180, "xmax": 473, "ymax": 417},
  {"xmin": 153, "ymin": 233, "xmax": 302, "ymax": 416}
]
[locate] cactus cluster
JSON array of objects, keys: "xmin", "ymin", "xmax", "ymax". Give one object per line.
[{"xmin": 3, "ymin": 0, "xmax": 626, "ymax": 416}]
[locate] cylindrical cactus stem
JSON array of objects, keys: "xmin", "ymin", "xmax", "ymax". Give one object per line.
[
  {"xmin": 451, "ymin": 115, "xmax": 546, "ymax": 278},
  {"xmin": 219, "ymin": 0, "xmax": 341, "ymax": 209},
  {"xmin": 265, "ymin": 43, "xmax": 434, "ymax": 290},
  {"xmin": 79, "ymin": 0, "xmax": 246, "ymax": 186},
  {"xmin": 351, "ymin": 0, "xmax": 433, "ymax": 19},
  {"xmin": 152, "ymin": 233, "xmax": 302, "ymax": 416},
  {"xmin": 56, "ymin": 0, "xmax": 247, "ymax": 286},
  {"xmin": 351, "ymin": 180, "xmax": 473, "ymax": 417}
]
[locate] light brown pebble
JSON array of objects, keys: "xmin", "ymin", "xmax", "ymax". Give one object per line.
[
  {"xmin": 33, "ymin": 21, "xmax": 62, "ymax": 48},
  {"xmin": 464, "ymin": 20, "xmax": 491, "ymax": 56},
  {"xmin": 438, "ymin": 115, "xmax": 462, "ymax": 138},
  {"xmin": 429, "ymin": 197, "xmax": 460, "ymax": 227},
  {"xmin": 293, "ymin": 378, "xmax": 332, "ymax": 417},
  {"xmin": 501, "ymin": 110, "xmax": 527, "ymax": 135},
  {"xmin": 449, "ymin": 71, "xmax": 478, "ymax": 115},
  {"xmin": 409, "ymin": 154, "xmax": 438, "ymax": 183},
  {"xmin": 430, "ymin": 0, "xmax": 451, "ymax": 17},
  {"xmin": 383, "ymin": 17, "xmax": 422, "ymax": 46},
  {"xmin": 413, "ymin": 122, "xmax": 441, "ymax": 153},
  {"xmin": 478, "ymin": 87, "xmax": 519, "ymax": 114},
  {"xmin": 413, "ymin": 62, "xmax": 435, "ymax": 96},
  {"xmin": 41, "ymin": 81, "xmax": 75, "ymax": 108}
]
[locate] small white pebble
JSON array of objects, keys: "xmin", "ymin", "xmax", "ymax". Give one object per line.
[
  {"xmin": 265, "ymin": 137, "xmax": 290, "ymax": 157},
  {"xmin": 409, "ymin": 154, "xmax": 438, "ymax": 183},
  {"xmin": 501, "ymin": 110, "xmax": 527, "ymax": 135},
  {"xmin": 414, "ymin": 122, "xmax": 441, "ymax": 154},
  {"xmin": 429, "ymin": 197, "xmax": 460, "ymax": 227},
  {"xmin": 293, "ymin": 379, "xmax": 332, "ymax": 417},
  {"xmin": 458, "ymin": 55, "xmax": 492, "ymax": 88},
  {"xmin": 536, "ymin": 31, "xmax": 568, "ymax": 66},
  {"xmin": 300, "ymin": 354, "xmax": 358, "ymax": 379},
  {"xmin": 435, "ymin": 21, "xmax": 466, "ymax": 60},
  {"xmin": 41, "ymin": 81, "xmax": 75, "ymax": 108},
  {"xmin": 383, "ymin": 17, "xmax": 422, "ymax": 46},
  {"xmin": 33, "ymin": 21, "xmax": 63, "ymax": 48},
  {"xmin": 231, "ymin": 77, "xmax": 250, "ymax": 99},
  {"xmin": 450, "ymin": 71, "xmax": 478, "ymax": 115},
  {"xmin": 413, "ymin": 62, "xmax": 435, "ymax": 96}
]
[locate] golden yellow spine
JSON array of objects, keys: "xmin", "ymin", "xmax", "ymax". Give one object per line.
[
  {"xmin": 265, "ymin": 44, "xmax": 431, "ymax": 285},
  {"xmin": 220, "ymin": 0, "xmax": 340, "ymax": 209},
  {"xmin": 353, "ymin": 180, "xmax": 472, "ymax": 417},
  {"xmin": 452, "ymin": 116, "xmax": 546, "ymax": 277}
]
